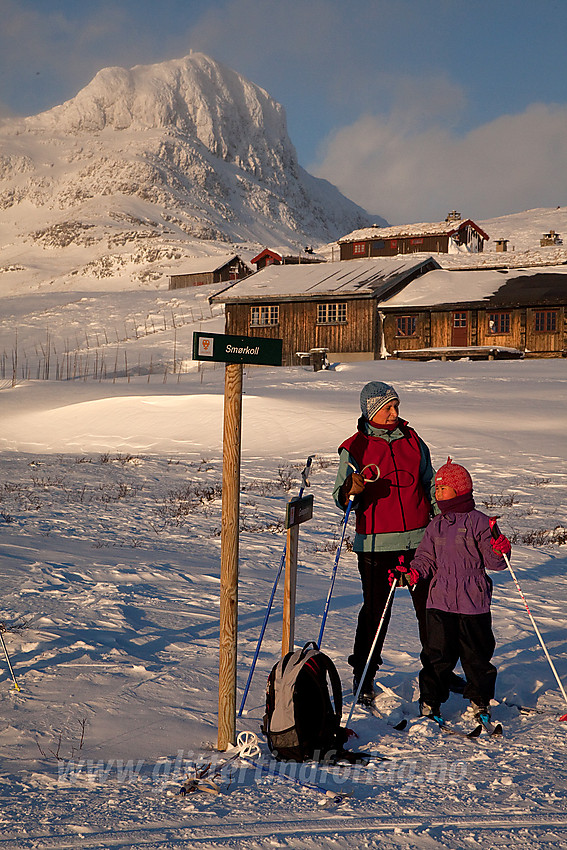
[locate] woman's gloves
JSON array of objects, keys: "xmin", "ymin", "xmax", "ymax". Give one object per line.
[
  {"xmin": 491, "ymin": 533, "xmax": 511, "ymax": 556},
  {"xmin": 339, "ymin": 472, "xmax": 366, "ymax": 506},
  {"xmin": 345, "ymin": 472, "xmax": 366, "ymax": 497},
  {"xmin": 388, "ymin": 564, "xmax": 420, "ymax": 588}
]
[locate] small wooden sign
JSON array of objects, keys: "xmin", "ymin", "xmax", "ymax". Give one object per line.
[
  {"xmin": 285, "ymin": 494, "xmax": 314, "ymax": 529},
  {"xmin": 192, "ymin": 332, "xmax": 283, "ymax": 366}
]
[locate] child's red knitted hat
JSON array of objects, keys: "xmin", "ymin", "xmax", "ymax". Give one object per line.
[{"xmin": 435, "ymin": 457, "xmax": 473, "ymax": 496}]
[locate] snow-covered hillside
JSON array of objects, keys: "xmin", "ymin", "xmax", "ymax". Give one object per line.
[{"xmin": 0, "ymin": 53, "xmax": 374, "ymax": 296}]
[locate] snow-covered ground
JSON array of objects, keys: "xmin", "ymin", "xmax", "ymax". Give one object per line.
[{"xmin": 1, "ymin": 288, "xmax": 567, "ymax": 848}]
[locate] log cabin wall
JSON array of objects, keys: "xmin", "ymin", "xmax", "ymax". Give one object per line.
[
  {"xmin": 169, "ymin": 271, "xmax": 215, "ymax": 289},
  {"xmin": 477, "ymin": 308, "xmax": 524, "ymax": 349},
  {"xmin": 224, "ymin": 298, "xmax": 376, "ymax": 364},
  {"xmin": 381, "ymin": 311, "xmax": 428, "ymax": 352},
  {"xmin": 472, "ymin": 307, "xmax": 565, "ymax": 355},
  {"xmin": 381, "ymin": 305, "xmax": 567, "ymax": 357},
  {"xmin": 524, "ymin": 306, "xmax": 565, "ymax": 355},
  {"xmin": 340, "ymin": 235, "xmax": 450, "ymax": 260}
]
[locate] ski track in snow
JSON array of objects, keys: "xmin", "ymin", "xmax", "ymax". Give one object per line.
[{"xmin": 0, "ymin": 292, "xmax": 566, "ymax": 848}]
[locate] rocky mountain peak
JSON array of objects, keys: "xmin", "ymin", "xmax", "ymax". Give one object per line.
[{"xmin": 0, "ymin": 53, "xmax": 376, "ymax": 292}]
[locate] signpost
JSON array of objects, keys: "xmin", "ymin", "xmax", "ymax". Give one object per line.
[
  {"xmin": 192, "ymin": 331, "xmax": 282, "ymax": 751},
  {"xmin": 192, "ymin": 332, "xmax": 283, "ymax": 367},
  {"xmin": 282, "ymin": 495, "xmax": 314, "ymax": 656}
]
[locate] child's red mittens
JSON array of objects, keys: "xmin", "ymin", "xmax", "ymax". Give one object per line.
[
  {"xmin": 388, "ymin": 566, "xmax": 419, "ymax": 587},
  {"xmin": 491, "ymin": 533, "xmax": 511, "ymax": 555}
]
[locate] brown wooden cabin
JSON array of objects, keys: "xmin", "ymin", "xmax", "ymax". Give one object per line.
[
  {"xmin": 169, "ymin": 254, "xmax": 251, "ymax": 290},
  {"xmin": 540, "ymin": 230, "xmax": 563, "ymax": 247},
  {"xmin": 379, "ymin": 267, "xmax": 567, "ymax": 359},
  {"xmin": 339, "ymin": 212, "xmax": 489, "ymax": 260},
  {"xmin": 210, "ymin": 256, "xmax": 440, "ymax": 365},
  {"xmin": 251, "ymin": 247, "xmax": 326, "ymax": 271}
]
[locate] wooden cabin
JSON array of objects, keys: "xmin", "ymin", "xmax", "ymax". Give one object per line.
[
  {"xmin": 169, "ymin": 254, "xmax": 251, "ymax": 290},
  {"xmin": 540, "ymin": 230, "xmax": 563, "ymax": 247},
  {"xmin": 209, "ymin": 256, "xmax": 440, "ymax": 365},
  {"xmin": 338, "ymin": 212, "xmax": 489, "ymax": 260},
  {"xmin": 495, "ymin": 239, "xmax": 509, "ymax": 253},
  {"xmin": 378, "ymin": 267, "xmax": 567, "ymax": 359},
  {"xmin": 251, "ymin": 247, "xmax": 326, "ymax": 271}
]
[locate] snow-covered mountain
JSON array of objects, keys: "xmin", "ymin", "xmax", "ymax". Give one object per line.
[{"xmin": 0, "ymin": 52, "xmax": 375, "ymax": 294}]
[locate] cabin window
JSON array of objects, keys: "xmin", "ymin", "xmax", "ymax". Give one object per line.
[
  {"xmin": 453, "ymin": 312, "xmax": 467, "ymax": 328},
  {"xmin": 396, "ymin": 316, "xmax": 417, "ymax": 337},
  {"xmin": 372, "ymin": 240, "xmax": 385, "ymax": 251},
  {"xmin": 409, "ymin": 238, "xmax": 424, "ymax": 246},
  {"xmin": 488, "ymin": 312, "xmax": 511, "ymax": 334},
  {"xmin": 317, "ymin": 303, "xmax": 347, "ymax": 324},
  {"xmin": 250, "ymin": 305, "xmax": 279, "ymax": 326},
  {"xmin": 352, "ymin": 242, "xmax": 366, "ymax": 255},
  {"xmin": 534, "ymin": 310, "xmax": 557, "ymax": 332}
]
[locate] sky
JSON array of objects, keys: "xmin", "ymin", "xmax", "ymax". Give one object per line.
[{"xmin": 1, "ymin": 0, "xmax": 566, "ymax": 225}]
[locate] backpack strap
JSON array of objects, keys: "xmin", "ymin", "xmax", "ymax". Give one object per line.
[{"xmin": 317, "ymin": 652, "xmax": 343, "ymax": 721}]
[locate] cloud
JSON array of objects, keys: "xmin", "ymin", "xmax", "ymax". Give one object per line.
[
  {"xmin": 312, "ymin": 103, "xmax": 567, "ymax": 224},
  {"xmin": 0, "ymin": 0, "xmax": 164, "ymax": 114}
]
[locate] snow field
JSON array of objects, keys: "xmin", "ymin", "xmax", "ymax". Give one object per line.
[{"xmin": 0, "ymin": 288, "xmax": 566, "ymax": 848}]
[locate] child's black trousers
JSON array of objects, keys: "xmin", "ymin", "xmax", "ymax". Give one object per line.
[{"xmin": 419, "ymin": 608, "xmax": 497, "ymax": 708}]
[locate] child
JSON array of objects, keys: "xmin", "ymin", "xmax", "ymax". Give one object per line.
[{"xmin": 390, "ymin": 457, "xmax": 511, "ymax": 721}]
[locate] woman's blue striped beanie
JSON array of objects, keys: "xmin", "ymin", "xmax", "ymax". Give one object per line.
[{"xmin": 360, "ymin": 381, "xmax": 399, "ymax": 421}]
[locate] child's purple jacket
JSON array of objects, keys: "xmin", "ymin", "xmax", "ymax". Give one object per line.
[{"xmin": 410, "ymin": 509, "xmax": 508, "ymax": 615}]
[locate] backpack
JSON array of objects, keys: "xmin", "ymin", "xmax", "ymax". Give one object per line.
[{"xmin": 261, "ymin": 642, "xmax": 353, "ymax": 762}]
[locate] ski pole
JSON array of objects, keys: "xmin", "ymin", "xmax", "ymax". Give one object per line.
[
  {"xmin": 489, "ymin": 517, "xmax": 567, "ymax": 719},
  {"xmin": 318, "ymin": 463, "xmax": 380, "ymax": 649},
  {"xmin": 238, "ymin": 456, "xmax": 314, "ymax": 717},
  {"xmin": 0, "ymin": 627, "xmax": 21, "ymax": 692},
  {"xmin": 345, "ymin": 578, "xmax": 397, "ymax": 729}
]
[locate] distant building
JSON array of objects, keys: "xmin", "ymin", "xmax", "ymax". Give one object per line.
[
  {"xmin": 210, "ymin": 256, "xmax": 439, "ymax": 364},
  {"xmin": 540, "ymin": 230, "xmax": 563, "ymax": 247},
  {"xmin": 495, "ymin": 238, "xmax": 509, "ymax": 253},
  {"xmin": 338, "ymin": 212, "xmax": 489, "ymax": 259},
  {"xmin": 251, "ymin": 247, "xmax": 326, "ymax": 271},
  {"xmin": 379, "ymin": 266, "xmax": 567, "ymax": 359},
  {"xmin": 168, "ymin": 254, "xmax": 252, "ymax": 290}
]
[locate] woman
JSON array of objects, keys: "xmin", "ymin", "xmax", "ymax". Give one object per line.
[{"xmin": 333, "ymin": 380, "xmax": 437, "ymax": 704}]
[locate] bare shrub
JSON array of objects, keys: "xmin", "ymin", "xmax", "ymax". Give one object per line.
[
  {"xmin": 482, "ymin": 493, "xmax": 518, "ymax": 508},
  {"xmin": 510, "ymin": 526, "xmax": 567, "ymax": 546},
  {"xmin": 157, "ymin": 482, "xmax": 223, "ymax": 523},
  {"xmin": 36, "ymin": 718, "xmax": 87, "ymax": 762},
  {"xmin": 277, "ymin": 465, "xmax": 298, "ymax": 491}
]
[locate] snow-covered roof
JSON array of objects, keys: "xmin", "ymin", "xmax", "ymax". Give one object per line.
[
  {"xmin": 380, "ymin": 265, "xmax": 567, "ymax": 309},
  {"xmin": 250, "ymin": 247, "xmax": 326, "ymax": 264},
  {"xmin": 169, "ymin": 254, "xmax": 249, "ymax": 276},
  {"xmin": 339, "ymin": 218, "xmax": 489, "ymax": 244},
  {"xmin": 211, "ymin": 256, "xmax": 439, "ymax": 303}
]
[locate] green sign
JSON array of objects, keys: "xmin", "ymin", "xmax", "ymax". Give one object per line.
[
  {"xmin": 285, "ymin": 495, "xmax": 314, "ymax": 529},
  {"xmin": 192, "ymin": 332, "xmax": 283, "ymax": 366}
]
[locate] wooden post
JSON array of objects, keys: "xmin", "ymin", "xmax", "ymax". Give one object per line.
[
  {"xmin": 191, "ymin": 331, "xmax": 282, "ymax": 751},
  {"xmin": 218, "ymin": 362, "xmax": 243, "ymax": 751},
  {"xmin": 282, "ymin": 523, "xmax": 299, "ymax": 656}
]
